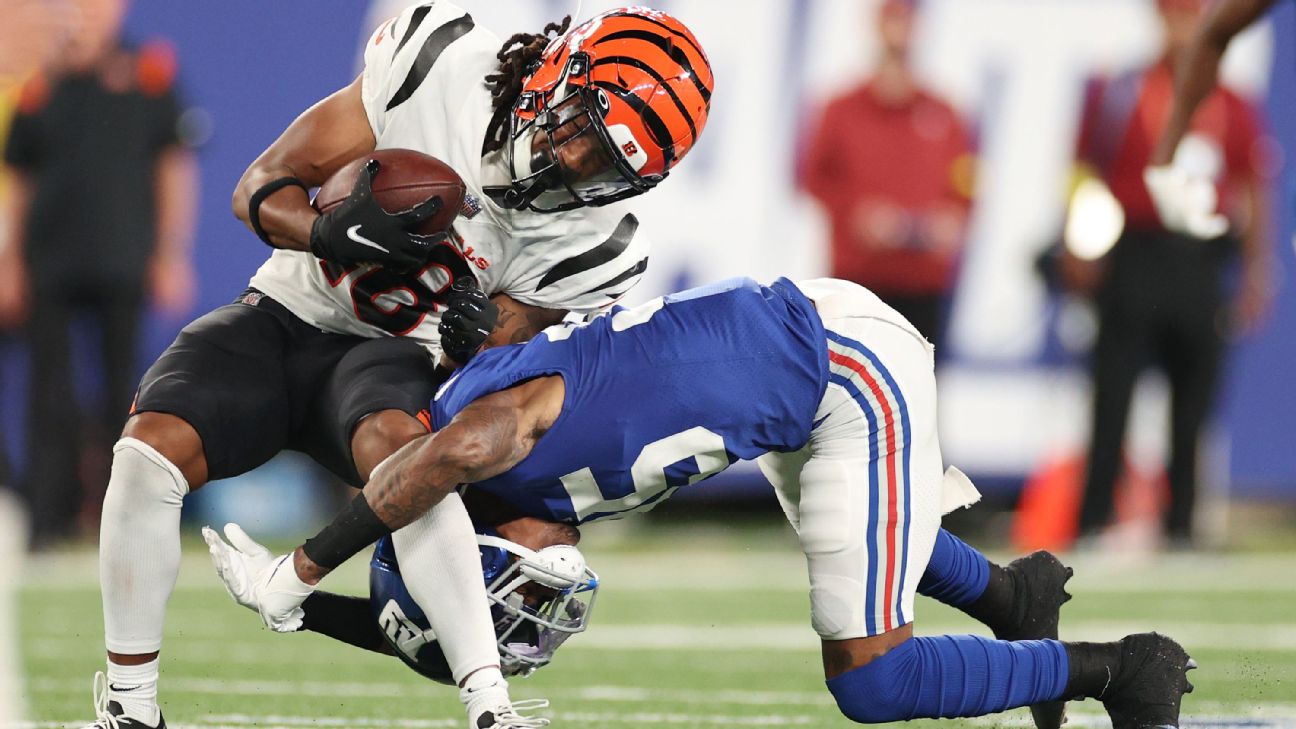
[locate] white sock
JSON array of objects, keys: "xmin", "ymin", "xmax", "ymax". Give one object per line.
[
  {"xmin": 391, "ymin": 492, "xmax": 504, "ymax": 685},
  {"xmin": 100, "ymin": 438, "xmax": 188, "ymax": 718},
  {"xmin": 106, "ymin": 658, "xmax": 160, "ymax": 725}
]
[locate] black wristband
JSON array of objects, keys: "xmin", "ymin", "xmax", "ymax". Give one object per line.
[
  {"xmin": 248, "ymin": 176, "xmax": 308, "ymax": 247},
  {"xmin": 302, "ymin": 492, "xmax": 390, "ymax": 570}
]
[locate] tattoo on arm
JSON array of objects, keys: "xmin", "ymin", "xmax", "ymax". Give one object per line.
[
  {"xmin": 361, "ymin": 397, "xmax": 531, "ymax": 532},
  {"xmin": 485, "ymin": 296, "xmax": 567, "ymax": 350}
]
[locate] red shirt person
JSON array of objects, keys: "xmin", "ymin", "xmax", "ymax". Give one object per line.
[
  {"xmin": 1073, "ymin": 0, "xmax": 1274, "ymax": 546},
  {"xmin": 800, "ymin": 0, "xmax": 972, "ymax": 343}
]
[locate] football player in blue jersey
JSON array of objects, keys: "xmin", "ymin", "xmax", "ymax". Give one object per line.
[
  {"xmin": 209, "ymin": 278, "xmax": 1196, "ymax": 728},
  {"xmin": 203, "ymin": 511, "xmax": 597, "ymax": 688}
]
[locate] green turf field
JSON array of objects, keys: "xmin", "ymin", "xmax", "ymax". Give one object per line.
[{"xmin": 15, "ymin": 521, "xmax": 1296, "ymax": 728}]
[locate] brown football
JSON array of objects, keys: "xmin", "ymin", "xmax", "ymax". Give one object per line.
[{"xmin": 313, "ymin": 148, "xmax": 466, "ymax": 236}]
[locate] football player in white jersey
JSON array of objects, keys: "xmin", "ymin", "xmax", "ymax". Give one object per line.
[{"xmin": 86, "ymin": 5, "xmax": 713, "ymax": 729}]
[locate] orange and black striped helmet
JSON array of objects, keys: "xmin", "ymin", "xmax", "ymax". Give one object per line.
[{"xmin": 495, "ymin": 6, "xmax": 714, "ymax": 213}]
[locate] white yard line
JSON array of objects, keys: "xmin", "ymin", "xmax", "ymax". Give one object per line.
[
  {"xmin": 11, "ymin": 705, "xmax": 1296, "ymax": 729},
  {"xmin": 24, "ymin": 620, "xmax": 1296, "ymax": 660},
  {"xmin": 19, "ymin": 550, "xmax": 1296, "ymax": 594}
]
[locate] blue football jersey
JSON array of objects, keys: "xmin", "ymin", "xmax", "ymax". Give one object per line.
[{"xmin": 432, "ymin": 277, "xmax": 829, "ymax": 523}]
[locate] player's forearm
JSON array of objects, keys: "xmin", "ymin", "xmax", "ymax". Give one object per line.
[
  {"xmin": 1241, "ymin": 176, "xmax": 1275, "ymax": 274},
  {"xmin": 232, "ymin": 75, "xmax": 376, "ymax": 251},
  {"xmin": 291, "ymin": 423, "xmax": 511, "ymax": 584},
  {"xmin": 1152, "ymin": 43, "xmax": 1224, "ymax": 166},
  {"xmin": 485, "ymin": 295, "xmax": 567, "ymax": 349},
  {"xmin": 232, "ymin": 163, "xmax": 318, "ymax": 252},
  {"xmin": 154, "ymin": 147, "xmax": 198, "ymax": 260},
  {"xmin": 1152, "ymin": 0, "xmax": 1276, "ymax": 166},
  {"xmin": 0, "ymin": 168, "xmax": 31, "ymax": 259}
]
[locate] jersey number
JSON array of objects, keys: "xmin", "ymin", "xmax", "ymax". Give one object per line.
[
  {"xmin": 558, "ymin": 426, "xmax": 731, "ymax": 521},
  {"xmin": 321, "ymin": 240, "xmax": 474, "ymax": 335},
  {"xmin": 550, "ymin": 297, "xmax": 730, "ymax": 521}
]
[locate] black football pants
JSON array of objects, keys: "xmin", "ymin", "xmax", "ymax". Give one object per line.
[
  {"xmin": 1078, "ymin": 229, "xmax": 1229, "ymax": 540},
  {"xmin": 23, "ymin": 280, "xmax": 142, "ymax": 544}
]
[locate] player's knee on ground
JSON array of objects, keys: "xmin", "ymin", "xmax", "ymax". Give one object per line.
[
  {"xmin": 826, "ymin": 634, "xmax": 1070, "ymax": 724},
  {"xmin": 826, "ymin": 646, "xmax": 916, "ymax": 724}
]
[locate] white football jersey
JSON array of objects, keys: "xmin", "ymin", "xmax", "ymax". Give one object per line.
[{"xmin": 249, "ymin": 1, "xmax": 649, "ymax": 354}]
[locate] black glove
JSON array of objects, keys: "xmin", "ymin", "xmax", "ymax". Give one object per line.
[
  {"xmin": 439, "ymin": 278, "xmax": 498, "ymax": 365},
  {"xmin": 310, "ymin": 159, "xmax": 444, "ymax": 272}
]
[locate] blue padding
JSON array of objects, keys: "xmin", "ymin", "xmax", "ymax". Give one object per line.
[
  {"xmin": 826, "ymin": 635, "xmax": 1069, "ymax": 723},
  {"xmin": 917, "ymin": 528, "xmax": 990, "ymax": 608}
]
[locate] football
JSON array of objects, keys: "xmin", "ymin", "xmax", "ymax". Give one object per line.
[{"xmin": 313, "ymin": 148, "xmax": 466, "ymax": 236}]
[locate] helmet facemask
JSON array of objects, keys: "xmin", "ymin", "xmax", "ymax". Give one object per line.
[
  {"xmin": 477, "ymin": 535, "xmax": 599, "ymax": 676},
  {"xmin": 499, "ymin": 53, "xmax": 663, "ymax": 213}
]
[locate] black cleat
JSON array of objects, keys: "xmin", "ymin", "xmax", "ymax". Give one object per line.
[
  {"xmin": 82, "ymin": 673, "xmax": 167, "ymax": 729},
  {"xmin": 1100, "ymin": 633, "xmax": 1196, "ymax": 729},
  {"xmin": 991, "ymin": 550, "xmax": 1075, "ymax": 729}
]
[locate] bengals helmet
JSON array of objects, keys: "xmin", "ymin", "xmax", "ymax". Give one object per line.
[{"xmin": 493, "ymin": 6, "xmax": 714, "ymax": 213}]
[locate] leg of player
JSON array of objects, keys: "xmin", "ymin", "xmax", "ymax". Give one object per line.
[
  {"xmin": 791, "ymin": 301, "xmax": 1194, "ymax": 727},
  {"xmin": 350, "ymin": 409, "xmax": 429, "ymax": 483},
  {"xmin": 917, "ymin": 529, "xmax": 1075, "ymax": 729},
  {"xmin": 95, "ymin": 412, "xmax": 208, "ymax": 729},
  {"xmin": 93, "ymin": 296, "xmax": 301, "ymax": 729},
  {"xmin": 352, "ymin": 412, "xmax": 522, "ymax": 728},
  {"xmin": 822, "ymin": 625, "xmax": 1196, "ymax": 727}
]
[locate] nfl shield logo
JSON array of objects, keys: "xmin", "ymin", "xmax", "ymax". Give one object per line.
[{"xmin": 460, "ymin": 193, "xmax": 482, "ymax": 220}]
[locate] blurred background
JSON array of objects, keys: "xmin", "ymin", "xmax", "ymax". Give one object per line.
[
  {"xmin": 4, "ymin": 0, "xmax": 1296, "ymax": 725},
  {"xmin": 2, "ymin": 0, "xmax": 1292, "ymax": 551}
]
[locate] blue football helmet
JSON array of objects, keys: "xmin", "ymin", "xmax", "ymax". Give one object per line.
[{"xmin": 369, "ymin": 531, "xmax": 599, "ymax": 684}]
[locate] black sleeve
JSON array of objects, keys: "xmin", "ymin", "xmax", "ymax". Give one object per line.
[
  {"xmin": 4, "ymin": 107, "xmax": 44, "ymax": 170},
  {"xmin": 298, "ymin": 592, "xmax": 393, "ymax": 655},
  {"xmin": 148, "ymin": 88, "xmax": 183, "ymax": 153}
]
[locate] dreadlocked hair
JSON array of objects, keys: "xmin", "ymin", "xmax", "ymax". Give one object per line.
[{"xmin": 482, "ymin": 15, "xmax": 572, "ymax": 155}]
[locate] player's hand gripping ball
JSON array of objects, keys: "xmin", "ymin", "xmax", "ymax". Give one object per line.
[
  {"xmin": 310, "ymin": 150, "xmax": 466, "ymax": 272},
  {"xmin": 439, "ymin": 278, "xmax": 499, "ymax": 365}
]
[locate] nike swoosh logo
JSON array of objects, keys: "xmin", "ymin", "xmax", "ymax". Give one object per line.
[
  {"xmin": 346, "ymin": 225, "xmax": 390, "ymax": 254},
  {"xmin": 108, "ymin": 684, "xmax": 141, "ymax": 693}
]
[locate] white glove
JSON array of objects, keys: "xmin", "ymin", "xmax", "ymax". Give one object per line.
[
  {"xmin": 1143, "ymin": 165, "xmax": 1229, "ymax": 240},
  {"xmin": 201, "ymin": 522, "xmax": 315, "ymax": 633},
  {"xmin": 203, "ymin": 523, "xmax": 272, "ymax": 612}
]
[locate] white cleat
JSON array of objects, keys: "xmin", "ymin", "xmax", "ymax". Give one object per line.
[{"xmin": 461, "ymin": 679, "xmax": 550, "ymax": 728}]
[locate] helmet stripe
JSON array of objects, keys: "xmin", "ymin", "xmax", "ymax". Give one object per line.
[
  {"xmin": 591, "ymin": 57, "xmax": 700, "ymax": 146},
  {"xmin": 603, "ymin": 11, "xmax": 711, "ymax": 83},
  {"xmin": 593, "ymin": 28, "xmax": 712, "ymax": 103},
  {"xmin": 591, "ymin": 79, "xmax": 677, "ymax": 169}
]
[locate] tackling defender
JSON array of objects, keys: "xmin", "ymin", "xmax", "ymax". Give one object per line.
[
  {"xmin": 88, "ymin": 5, "xmax": 713, "ymax": 729},
  {"xmin": 216, "ymin": 277, "xmax": 1196, "ymax": 728},
  {"xmin": 204, "ymin": 514, "xmax": 598, "ymax": 688}
]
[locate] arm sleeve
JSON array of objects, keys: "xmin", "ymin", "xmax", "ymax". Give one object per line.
[{"xmin": 148, "ymin": 90, "xmax": 183, "ymax": 152}]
